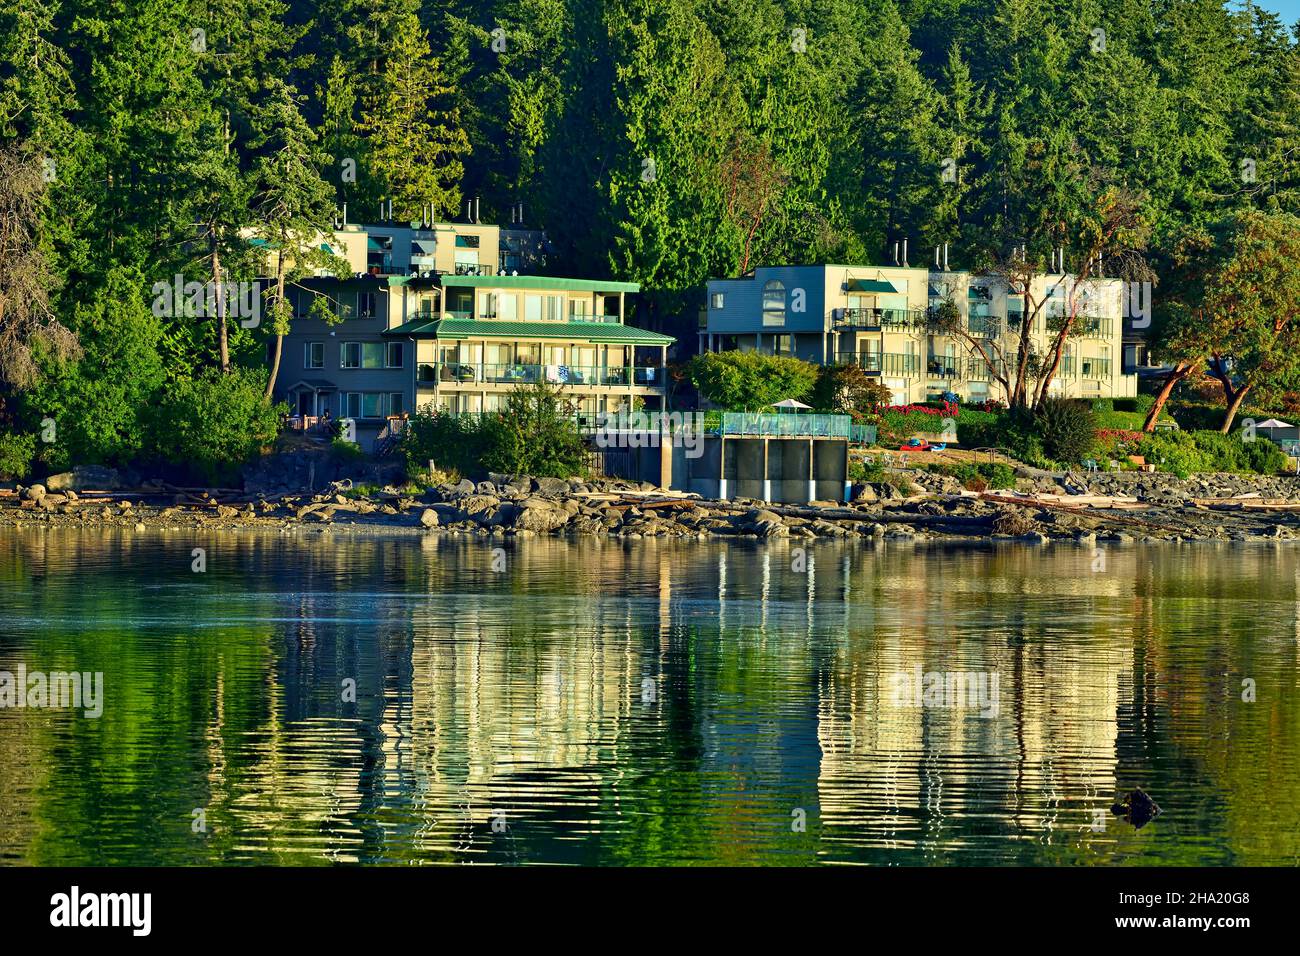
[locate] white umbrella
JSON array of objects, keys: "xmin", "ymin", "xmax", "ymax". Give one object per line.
[
  {"xmin": 771, "ymin": 398, "xmax": 812, "ymax": 410},
  {"xmin": 1254, "ymin": 418, "xmax": 1293, "ymax": 429}
]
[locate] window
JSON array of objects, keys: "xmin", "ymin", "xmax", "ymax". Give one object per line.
[
  {"xmin": 479, "ymin": 292, "xmax": 498, "ymax": 318},
  {"xmin": 386, "ymin": 342, "xmax": 403, "ymax": 368},
  {"xmin": 762, "ymin": 280, "xmax": 785, "ymax": 327},
  {"xmin": 499, "ymin": 294, "xmax": 517, "ymax": 320},
  {"xmin": 711, "ymin": 293, "xmax": 725, "ymax": 309},
  {"xmin": 341, "ymin": 393, "xmax": 389, "ymax": 419},
  {"xmin": 357, "ymin": 291, "xmax": 376, "ymax": 319},
  {"xmin": 569, "ymin": 299, "xmax": 589, "ymax": 319},
  {"xmin": 305, "ymin": 342, "xmax": 324, "ymax": 369},
  {"xmin": 773, "ymin": 334, "xmax": 792, "ymax": 356},
  {"xmin": 341, "ymin": 342, "xmax": 387, "ymax": 369},
  {"xmin": 525, "ymin": 295, "xmax": 542, "ymax": 321}
]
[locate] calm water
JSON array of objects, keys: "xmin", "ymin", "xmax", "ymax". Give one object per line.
[{"xmin": 1, "ymin": 528, "xmax": 1297, "ymax": 866}]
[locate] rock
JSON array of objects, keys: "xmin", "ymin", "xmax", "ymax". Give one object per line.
[
  {"xmin": 456, "ymin": 494, "xmax": 500, "ymax": 518},
  {"xmin": 454, "ymin": 478, "xmax": 476, "ymax": 494},
  {"xmin": 852, "ymin": 484, "xmax": 877, "ymax": 503},
  {"xmin": 513, "ymin": 499, "xmax": 570, "ymax": 533},
  {"xmin": 1111, "ymin": 788, "xmax": 1162, "ymax": 830},
  {"xmin": 21, "ymin": 484, "xmax": 46, "ymax": 502},
  {"xmin": 215, "ymin": 505, "xmax": 239, "ymax": 518},
  {"xmin": 419, "ymin": 508, "xmax": 439, "ymax": 529},
  {"xmin": 45, "ymin": 465, "xmax": 122, "ymax": 493},
  {"xmin": 532, "ymin": 476, "xmax": 570, "ymax": 496}
]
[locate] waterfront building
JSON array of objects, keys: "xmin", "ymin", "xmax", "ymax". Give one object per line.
[
  {"xmin": 701, "ymin": 264, "xmax": 1137, "ymax": 406},
  {"xmin": 262, "ymin": 217, "xmax": 674, "ymax": 450}
]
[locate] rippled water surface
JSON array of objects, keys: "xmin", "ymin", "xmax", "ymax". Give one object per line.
[{"xmin": 1, "ymin": 528, "xmax": 1297, "ymax": 865}]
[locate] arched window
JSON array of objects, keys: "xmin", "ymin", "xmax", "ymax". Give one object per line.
[{"xmin": 762, "ymin": 280, "xmax": 785, "ymax": 326}]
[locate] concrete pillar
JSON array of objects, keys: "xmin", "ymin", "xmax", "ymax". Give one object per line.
[
  {"xmin": 842, "ymin": 441, "xmax": 851, "ymax": 503},
  {"xmin": 808, "ymin": 437, "xmax": 816, "ymax": 502},
  {"xmin": 762, "ymin": 438, "xmax": 771, "ymax": 502},
  {"xmin": 718, "ymin": 436, "xmax": 727, "ymax": 499},
  {"xmin": 658, "ymin": 417, "xmax": 672, "ymax": 489}
]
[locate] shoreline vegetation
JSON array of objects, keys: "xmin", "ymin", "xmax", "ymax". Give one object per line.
[{"xmin": 6, "ymin": 468, "xmax": 1300, "ymax": 546}]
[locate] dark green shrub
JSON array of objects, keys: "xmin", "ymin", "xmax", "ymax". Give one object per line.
[
  {"xmin": 1034, "ymin": 398, "xmax": 1097, "ymax": 464},
  {"xmin": 1090, "ymin": 398, "xmax": 1114, "ymax": 413},
  {"xmin": 1133, "ymin": 394, "xmax": 1155, "ymax": 415},
  {"xmin": 145, "ymin": 368, "xmax": 284, "ymax": 484},
  {"xmin": 0, "ymin": 430, "xmax": 35, "ymax": 479}
]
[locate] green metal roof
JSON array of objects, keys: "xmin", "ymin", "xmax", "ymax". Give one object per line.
[
  {"xmin": 384, "ymin": 317, "xmax": 674, "ymax": 345},
  {"xmin": 847, "ymin": 278, "xmax": 898, "ymax": 293},
  {"xmin": 441, "ymin": 275, "xmax": 640, "ymax": 293}
]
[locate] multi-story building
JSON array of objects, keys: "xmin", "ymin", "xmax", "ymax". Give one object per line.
[
  {"xmin": 702, "ymin": 264, "xmax": 1136, "ymax": 405},
  {"xmin": 268, "ymin": 219, "xmax": 673, "ymax": 450}
]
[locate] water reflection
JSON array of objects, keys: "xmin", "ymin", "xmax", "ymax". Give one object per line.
[{"xmin": 0, "ymin": 529, "xmax": 1297, "ymax": 865}]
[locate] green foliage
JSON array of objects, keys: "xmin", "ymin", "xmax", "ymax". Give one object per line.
[
  {"xmin": 331, "ymin": 437, "xmax": 365, "ymax": 463},
  {"xmin": 0, "ymin": 429, "xmax": 35, "ymax": 479},
  {"xmin": 810, "ymin": 363, "xmax": 892, "ymax": 413},
  {"xmin": 1090, "ymin": 399, "xmax": 1114, "ymax": 413},
  {"xmin": 1137, "ymin": 430, "xmax": 1289, "ymax": 478},
  {"xmin": 145, "ymin": 369, "xmax": 285, "ymax": 485},
  {"xmin": 403, "ymin": 382, "xmax": 587, "ymax": 479},
  {"xmin": 923, "ymin": 461, "xmax": 1017, "ymax": 490},
  {"xmin": 687, "ymin": 351, "xmax": 819, "ymax": 411},
  {"xmin": 1033, "ymin": 399, "xmax": 1098, "ymax": 464}
]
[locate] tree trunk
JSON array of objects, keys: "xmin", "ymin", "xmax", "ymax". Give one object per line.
[
  {"xmin": 1143, "ymin": 361, "xmax": 1195, "ymax": 432},
  {"xmin": 264, "ymin": 268, "xmax": 288, "ymax": 401},
  {"xmin": 1220, "ymin": 382, "xmax": 1252, "ymax": 434},
  {"xmin": 212, "ymin": 244, "xmax": 229, "ymax": 373}
]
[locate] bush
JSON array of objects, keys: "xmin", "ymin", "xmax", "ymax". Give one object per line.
[
  {"xmin": 1090, "ymin": 398, "xmax": 1114, "ymax": 413},
  {"xmin": 1134, "ymin": 394, "xmax": 1155, "ymax": 415},
  {"xmin": 145, "ymin": 368, "xmax": 284, "ymax": 485},
  {"xmin": 810, "ymin": 363, "xmax": 892, "ymax": 413},
  {"xmin": 0, "ymin": 430, "xmax": 35, "ymax": 479},
  {"xmin": 958, "ymin": 414, "xmax": 1053, "ymax": 468},
  {"xmin": 403, "ymin": 382, "xmax": 588, "ymax": 479},
  {"xmin": 923, "ymin": 461, "xmax": 1016, "ymax": 490},
  {"xmin": 1135, "ymin": 429, "xmax": 1288, "ymax": 477},
  {"xmin": 688, "ymin": 351, "xmax": 820, "ymax": 411},
  {"xmin": 1033, "ymin": 398, "xmax": 1097, "ymax": 464}
]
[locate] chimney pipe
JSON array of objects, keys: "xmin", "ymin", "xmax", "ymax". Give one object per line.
[
  {"xmin": 474, "ymin": 197, "xmax": 481, "ymax": 224},
  {"xmin": 943, "ymin": 243, "xmax": 949, "ymax": 272},
  {"xmin": 893, "ymin": 241, "xmax": 899, "ymax": 265},
  {"xmin": 902, "ymin": 238, "xmax": 909, "ymax": 268},
  {"xmin": 342, "ymin": 202, "xmax": 348, "ymax": 227},
  {"xmin": 518, "ymin": 202, "xmax": 524, "ymax": 226},
  {"xmin": 934, "ymin": 246, "xmax": 940, "ymax": 269}
]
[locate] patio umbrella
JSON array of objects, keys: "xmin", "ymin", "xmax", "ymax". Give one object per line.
[
  {"xmin": 771, "ymin": 398, "xmax": 812, "ymax": 411},
  {"xmin": 1254, "ymin": 419, "xmax": 1294, "ymax": 429}
]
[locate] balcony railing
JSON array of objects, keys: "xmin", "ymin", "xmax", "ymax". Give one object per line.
[
  {"xmin": 836, "ymin": 352, "xmax": 921, "ymax": 376},
  {"xmin": 833, "ymin": 307, "xmax": 925, "ymax": 331},
  {"xmin": 704, "ymin": 411, "xmax": 851, "ymax": 439},
  {"xmin": 415, "ymin": 362, "xmax": 665, "ymax": 388},
  {"xmin": 453, "ymin": 263, "xmax": 495, "ymax": 276},
  {"xmin": 927, "ymin": 356, "xmax": 961, "ymax": 378},
  {"xmin": 1046, "ymin": 314, "xmax": 1113, "ymax": 338}
]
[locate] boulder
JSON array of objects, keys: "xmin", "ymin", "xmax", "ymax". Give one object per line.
[
  {"xmin": 532, "ymin": 476, "xmax": 570, "ymax": 496},
  {"xmin": 419, "ymin": 508, "xmax": 439, "ymax": 529},
  {"xmin": 45, "ymin": 465, "xmax": 123, "ymax": 493},
  {"xmin": 454, "ymin": 478, "xmax": 476, "ymax": 494},
  {"xmin": 512, "ymin": 499, "xmax": 570, "ymax": 533},
  {"xmin": 21, "ymin": 484, "xmax": 46, "ymax": 502}
]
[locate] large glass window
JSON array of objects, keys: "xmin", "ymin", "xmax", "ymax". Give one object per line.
[
  {"xmin": 305, "ymin": 342, "xmax": 324, "ymax": 369},
  {"xmin": 525, "ymin": 295, "xmax": 542, "ymax": 321},
  {"xmin": 762, "ymin": 280, "xmax": 785, "ymax": 327}
]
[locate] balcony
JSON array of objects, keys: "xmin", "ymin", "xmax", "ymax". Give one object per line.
[
  {"xmin": 836, "ymin": 352, "xmax": 920, "ymax": 377},
  {"xmin": 453, "ymin": 263, "xmax": 495, "ymax": 276},
  {"xmin": 833, "ymin": 307, "xmax": 925, "ymax": 331},
  {"xmin": 1046, "ymin": 314, "xmax": 1113, "ymax": 339},
  {"xmin": 415, "ymin": 362, "xmax": 665, "ymax": 389},
  {"xmin": 967, "ymin": 314, "xmax": 1002, "ymax": 337},
  {"xmin": 927, "ymin": 356, "xmax": 961, "ymax": 378}
]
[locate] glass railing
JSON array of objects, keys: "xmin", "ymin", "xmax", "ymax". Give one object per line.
[
  {"xmin": 414, "ymin": 363, "xmax": 666, "ymax": 387},
  {"xmin": 1046, "ymin": 314, "xmax": 1113, "ymax": 338},
  {"xmin": 568, "ymin": 314, "xmax": 622, "ymax": 324},
  {"xmin": 708, "ymin": 412, "xmax": 851, "ymax": 439},
  {"xmin": 967, "ymin": 314, "xmax": 1002, "ymax": 337}
]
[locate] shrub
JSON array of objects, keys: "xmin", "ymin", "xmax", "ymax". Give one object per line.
[
  {"xmin": 923, "ymin": 461, "xmax": 1016, "ymax": 490},
  {"xmin": 1135, "ymin": 429, "xmax": 1288, "ymax": 477},
  {"xmin": 145, "ymin": 368, "xmax": 284, "ymax": 485},
  {"xmin": 1134, "ymin": 394, "xmax": 1155, "ymax": 415},
  {"xmin": 331, "ymin": 437, "xmax": 365, "ymax": 463},
  {"xmin": 0, "ymin": 430, "xmax": 35, "ymax": 479},
  {"xmin": 810, "ymin": 363, "xmax": 892, "ymax": 413},
  {"xmin": 1034, "ymin": 398, "xmax": 1097, "ymax": 464},
  {"xmin": 687, "ymin": 351, "xmax": 820, "ymax": 411},
  {"xmin": 403, "ymin": 382, "xmax": 588, "ymax": 479},
  {"xmin": 1090, "ymin": 398, "xmax": 1114, "ymax": 413}
]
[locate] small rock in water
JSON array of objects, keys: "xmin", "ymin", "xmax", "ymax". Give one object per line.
[{"xmin": 1111, "ymin": 787, "xmax": 1162, "ymax": 829}]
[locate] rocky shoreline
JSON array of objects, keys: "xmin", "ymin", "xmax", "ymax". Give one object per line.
[{"xmin": 5, "ymin": 466, "xmax": 1300, "ymax": 545}]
